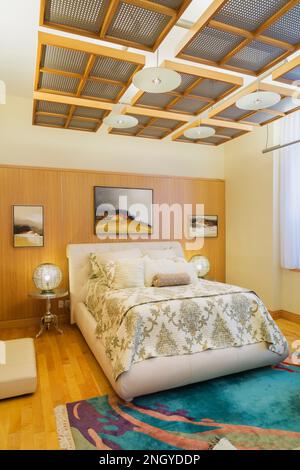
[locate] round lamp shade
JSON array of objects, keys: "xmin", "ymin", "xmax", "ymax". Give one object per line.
[
  {"xmin": 190, "ymin": 256, "xmax": 210, "ymax": 278},
  {"xmin": 103, "ymin": 114, "xmax": 138, "ymax": 129},
  {"xmin": 184, "ymin": 126, "xmax": 216, "ymax": 140},
  {"xmin": 133, "ymin": 67, "xmax": 182, "ymax": 93},
  {"xmin": 236, "ymin": 91, "xmax": 281, "ymax": 111},
  {"xmin": 33, "ymin": 264, "xmax": 62, "ymax": 293}
]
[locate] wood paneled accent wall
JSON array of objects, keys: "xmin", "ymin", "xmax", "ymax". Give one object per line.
[{"xmin": 0, "ymin": 165, "xmax": 225, "ymax": 326}]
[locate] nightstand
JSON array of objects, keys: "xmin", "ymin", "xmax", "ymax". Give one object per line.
[{"xmin": 28, "ymin": 289, "xmax": 68, "ymax": 338}]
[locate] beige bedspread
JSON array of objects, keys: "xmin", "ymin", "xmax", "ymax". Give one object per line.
[{"xmin": 85, "ymin": 280, "xmax": 288, "ymax": 380}]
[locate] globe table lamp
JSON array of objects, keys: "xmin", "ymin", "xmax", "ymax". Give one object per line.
[
  {"xmin": 190, "ymin": 255, "xmax": 210, "ymax": 278},
  {"xmin": 33, "ymin": 263, "xmax": 62, "ymax": 294}
]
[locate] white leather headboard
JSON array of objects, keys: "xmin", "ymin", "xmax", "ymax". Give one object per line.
[{"xmin": 67, "ymin": 241, "xmax": 184, "ymax": 323}]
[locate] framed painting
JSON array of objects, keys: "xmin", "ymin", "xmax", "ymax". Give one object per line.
[
  {"xmin": 13, "ymin": 205, "xmax": 44, "ymax": 247},
  {"xmin": 94, "ymin": 186, "xmax": 153, "ymax": 236},
  {"xmin": 188, "ymin": 215, "xmax": 218, "ymax": 239}
]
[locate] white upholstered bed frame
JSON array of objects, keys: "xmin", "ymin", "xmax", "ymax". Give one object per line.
[{"xmin": 67, "ymin": 242, "xmax": 288, "ymax": 401}]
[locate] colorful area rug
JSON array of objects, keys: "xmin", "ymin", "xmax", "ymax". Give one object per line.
[{"xmin": 55, "ymin": 359, "xmax": 300, "ymax": 450}]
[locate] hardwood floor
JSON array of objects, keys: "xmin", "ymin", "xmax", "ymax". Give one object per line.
[{"xmin": 0, "ymin": 319, "xmax": 299, "ymax": 450}]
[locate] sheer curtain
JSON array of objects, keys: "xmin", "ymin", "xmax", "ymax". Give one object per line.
[{"xmin": 280, "ymin": 110, "xmax": 300, "ymax": 269}]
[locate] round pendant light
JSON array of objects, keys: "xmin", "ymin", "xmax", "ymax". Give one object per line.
[
  {"xmin": 103, "ymin": 114, "xmax": 138, "ymax": 129},
  {"xmin": 184, "ymin": 126, "xmax": 216, "ymax": 140},
  {"xmin": 133, "ymin": 67, "xmax": 182, "ymax": 93},
  {"xmin": 236, "ymin": 91, "xmax": 281, "ymax": 111}
]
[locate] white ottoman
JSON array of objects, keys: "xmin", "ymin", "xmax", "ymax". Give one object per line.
[{"xmin": 0, "ymin": 338, "xmax": 37, "ymax": 399}]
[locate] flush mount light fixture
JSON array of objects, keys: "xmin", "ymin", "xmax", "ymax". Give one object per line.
[
  {"xmin": 103, "ymin": 114, "xmax": 138, "ymax": 129},
  {"xmin": 236, "ymin": 91, "xmax": 281, "ymax": 111},
  {"xmin": 184, "ymin": 126, "xmax": 216, "ymax": 140},
  {"xmin": 133, "ymin": 66, "xmax": 182, "ymax": 93}
]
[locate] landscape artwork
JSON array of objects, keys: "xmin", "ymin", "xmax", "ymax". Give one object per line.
[
  {"xmin": 94, "ymin": 187, "xmax": 153, "ymax": 236},
  {"xmin": 189, "ymin": 215, "xmax": 218, "ymax": 238},
  {"xmin": 13, "ymin": 205, "xmax": 44, "ymax": 247}
]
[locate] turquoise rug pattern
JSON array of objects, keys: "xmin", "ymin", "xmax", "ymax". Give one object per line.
[{"xmin": 56, "ymin": 359, "xmax": 300, "ymax": 450}]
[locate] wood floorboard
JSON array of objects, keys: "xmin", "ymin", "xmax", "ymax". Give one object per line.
[{"xmin": 0, "ymin": 320, "xmax": 299, "ymax": 450}]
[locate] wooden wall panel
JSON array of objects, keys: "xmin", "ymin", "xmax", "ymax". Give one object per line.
[{"xmin": 0, "ymin": 165, "xmax": 225, "ymax": 325}]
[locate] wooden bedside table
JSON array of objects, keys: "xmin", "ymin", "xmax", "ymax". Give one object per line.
[{"xmin": 28, "ymin": 289, "xmax": 68, "ymax": 338}]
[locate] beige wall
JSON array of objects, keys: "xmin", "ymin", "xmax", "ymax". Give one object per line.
[
  {"xmin": 225, "ymin": 125, "xmax": 300, "ymax": 314},
  {"xmin": 0, "ymin": 95, "xmax": 225, "ymax": 178}
]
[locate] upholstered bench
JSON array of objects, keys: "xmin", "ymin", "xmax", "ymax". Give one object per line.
[{"xmin": 0, "ymin": 338, "xmax": 37, "ymax": 400}]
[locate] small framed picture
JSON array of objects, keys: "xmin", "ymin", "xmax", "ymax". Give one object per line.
[
  {"xmin": 188, "ymin": 215, "xmax": 218, "ymax": 238},
  {"xmin": 13, "ymin": 205, "xmax": 44, "ymax": 247}
]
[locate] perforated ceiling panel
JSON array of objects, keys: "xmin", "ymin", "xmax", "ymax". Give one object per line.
[
  {"xmin": 177, "ymin": 0, "xmax": 300, "ymax": 75},
  {"xmin": 109, "ymin": 112, "xmax": 186, "ymax": 140},
  {"xmin": 209, "ymin": 83, "xmax": 300, "ymax": 127},
  {"xmin": 35, "ymin": 33, "xmax": 145, "ymax": 107},
  {"xmin": 172, "ymin": 119, "xmax": 251, "ymax": 146},
  {"xmin": 273, "ymin": 55, "xmax": 300, "ymax": 85},
  {"xmin": 131, "ymin": 61, "xmax": 243, "ymax": 116},
  {"xmin": 41, "ymin": 0, "xmax": 192, "ymax": 51},
  {"xmin": 33, "ymin": 99, "xmax": 109, "ymax": 132},
  {"xmin": 44, "ymin": 0, "xmax": 110, "ymax": 33}
]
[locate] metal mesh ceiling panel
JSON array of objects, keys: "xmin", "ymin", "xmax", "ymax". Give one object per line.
[
  {"xmin": 153, "ymin": 118, "xmax": 181, "ymax": 129},
  {"xmin": 44, "ymin": 0, "xmax": 110, "ymax": 33},
  {"xmin": 35, "ymin": 35, "xmax": 144, "ymax": 104},
  {"xmin": 242, "ymin": 111, "xmax": 274, "ymax": 124},
  {"xmin": 35, "ymin": 115, "xmax": 66, "ymax": 127},
  {"xmin": 217, "ymin": 106, "xmax": 251, "ymax": 121},
  {"xmin": 90, "ymin": 56, "xmax": 137, "ymax": 82},
  {"xmin": 269, "ymin": 97, "xmax": 299, "ymax": 113},
  {"xmin": 170, "ymin": 97, "xmax": 208, "ymax": 114},
  {"xmin": 191, "ymin": 79, "xmax": 233, "ymax": 99},
  {"xmin": 39, "ymin": 72, "xmax": 80, "ymax": 93},
  {"xmin": 81, "ymin": 80, "xmax": 123, "ymax": 100},
  {"xmin": 73, "ymin": 106, "xmax": 106, "ymax": 119},
  {"xmin": 226, "ymin": 41, "xmax": 285, "ymax": 72},
  {"xmin": 279, "ymin": 66, "xmax": 300, "ymax": 83},
  {"xmin": 149, "ymin": 0, "xmax": 184, "ymax": 8},
  {"xmin": 42, "ymin": 0, "xmax": 191, "ymax": 51},
  {"xmin": 134, "ymin": 115, "xmax": 151, "ymax": 126},
  {"xmin": 139, "ymin": 127, "xmax": 168, "ymax": 138},
  {"xmin": 175, "ymin": 73, "xmax": 199, "ymax": 93},
  {"xmin": 137, "ymin": 93, "xmax": 175, "ymax": 109},
  {"xmin": 110, "ymin": 125, "xmax": 140, "ymax": 136},
  {"xmin": 263, "ymin": 4, "xmax": 300, "ymax": 45},
  {"xmin": 107, "ymin": 2, "xmax": 170, "ymax": 48},
  {"xmin": 36, "ymin": 100, "xmax": 70, "ymax": 115},
  {"xmin": 41, "ymin": 45, "xmax": 88, "ymax": 74},
  {"xmin": 69, "ymin": 119, "xmax": 98, "ymax": 130},
  {"xmin": 184, "ymin": 26, "xmax": 244, "ymax": 62},
  {"xmin": 217, "ymin": 127, "xmax": 243, "ymax": 138},
  {"xmin": 201, "ymin": 135, "xmax": 227, "ymax": 145},
  {"xmin": 214, "ymin": 0, "xmax": 288, "ymax": 32},
  {"xmin": 177, "ymin": 0, "xmax": 299, "ymax": 75}
]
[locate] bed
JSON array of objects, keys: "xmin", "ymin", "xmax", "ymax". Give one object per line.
[{"xmin": 67, "ymin": 242, "xmax": 289, "ymax": 401}]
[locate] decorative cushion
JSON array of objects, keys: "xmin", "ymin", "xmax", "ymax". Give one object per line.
[
  {"xmin": 112, "ymin": 258, "xmax": 145, "ymax": 290},
  {"xmin": 144, "ymin": 257, "xmax": 197, "ymax": 287},
  {"xmin": 152, "ymin": 272, "xmax": 191, "ymax": 287},
  {"xmin": 0, "ymin": 338, "xmax": 37, "ymax": 400}
]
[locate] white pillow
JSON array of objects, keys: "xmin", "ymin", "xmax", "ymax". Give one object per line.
[
  {"xmin": 91, "ymin": 248, "xmax": 142, "ymax": 266},
  {"xmin": 144, "ymin": 257, "xmax": 197, "ymax": 287},
  {"xmin": 112, "ymin": 258, "xmax": 145, "ymax": 290},
  {"xmin": 142, "ymin": 248, "xmax": 177, "ymax": 260}
]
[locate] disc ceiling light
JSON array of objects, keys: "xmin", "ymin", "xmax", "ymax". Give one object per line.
[
  {"xmin": 103, "ymin": 103, "xmax": 138, "ymax": 129},
  {"xmin": 237, "ymin": 91, "xmax": 281, "ymax": 111},
  {"xmin": 133, "ymin": 50, "xmax": 181, "ymax": 93},
  {"xmin": 184, "ymin": 126, "xmax": 216, "ymax": 140}
]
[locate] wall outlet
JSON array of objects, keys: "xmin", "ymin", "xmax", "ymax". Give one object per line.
[{"xmin": 58, "ymin": 300, "xmax": 64, "ymax": 309}]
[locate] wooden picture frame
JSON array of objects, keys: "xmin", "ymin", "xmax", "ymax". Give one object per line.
[
  {"xmin": 188, "ymin": 215, "xmax": 218, "ymax": 239},
  {"xmin": 94, "ymin": 186, "xmax": 153, "ymax": 236},
  {"xmin": 13, "ymin": 205, "xmax": 44, "ymax": 248}
]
